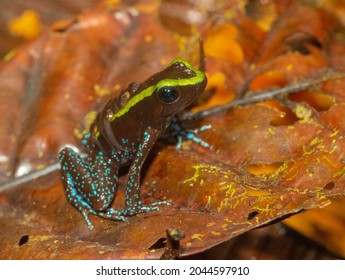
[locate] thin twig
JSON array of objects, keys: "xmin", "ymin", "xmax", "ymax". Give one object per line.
[
  {"xmin": 0, "ymin": 153, "xmax": 87, "ymax": 192},
  {"xmin": 181, "ymin": 72, "xmax": 345, "ymax": 121}
]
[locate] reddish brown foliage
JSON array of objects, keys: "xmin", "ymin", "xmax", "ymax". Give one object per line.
[{"xmin": 1, "ymin": 0, "xmax": 345, "ymax": 259}]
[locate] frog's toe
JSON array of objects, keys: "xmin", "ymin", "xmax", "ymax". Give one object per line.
[
  {"xmin": 81, "ymin": 209, "xmax": 95, "ymax": 230},
  {"xmin": 175, "ymin": 125, "xmax": 212, "ymax": 149},
  {"xmin": 100, "ymin": 208, "xmax": 128, "ymax": 222},
  {"xmin": 136, "ymin": 200, "xmax": 172, "ymax": 214},
  {"xmin": 122, "ymin": 200, "xmax": 172, "ymax": 216},
  {"xmin": 148, "ymin": 200, "xmax": 172, "ymax": 207},
  {"xmin": 185, "ymin": 132, "xmax": 210, "ymax": 148},
  {"xmin": 193, "ymin": 124, "xmax": 212, "ymax": 133}
]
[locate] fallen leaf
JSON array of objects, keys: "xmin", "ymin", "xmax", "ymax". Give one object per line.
[{"xmin": 1, "ymin": 0, "xmax": 345, "ymax": 259}]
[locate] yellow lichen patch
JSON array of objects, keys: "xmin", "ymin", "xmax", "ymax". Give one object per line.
[
  {"xmin": 73, "ymin": 128, "xmax": 84, "ymax": 140},
  {"xmin": 331, "ymin": 129, "xmax": 340, "ymax": 137},
  {"xmin": 249, "ymin": 70, "xmax": 287, "ymax": 91},
  {"xmin": 205, "ymin": 195, "xmax": 212, "ymax": 207},
  {"xmin": 113, "ymin": 84, "xmax": 122, "ymax": 91},
  {"xmin": 295, "ymin": 104, "xmax": 313, "ymax": 123},
  {"xmin": 206, "ymin": 222, "xmax": 215, "ymax": 227},
  {"xmin": 29, "ymin": 235, "xmax": 51, "ymax": 242},
  {"xmin": 319, "ymin": 155, "xmax": 338, "ymax": 169},
  {"xmin": 8, "ymin": 10, "xmax": 41, "ymax": 39},
  {"xmin": 94, "ymin": 84, "xmax": 111, "ymax": 96},
  {"xmin": 266, "ymin": 126, "xmax": 276, "ymax": 137},
  {"xmin": 3, "ymin": 49, "xmax": 17, "ymax": 62},
  {"xmin": 204, "ymin": 23, "xmax": 244, "ymax": 64},
  {"xmin": 332, "ymin": 166, "xmax": 345, "ymax": 178},
  {"xmin": 220, "ymin": 183, "xmax": 237, "ymax": 198},
  {"xmin": 289, "ymin": 90, "xmax": 335, "ymax": 112},
  {"xmin": 73, "ymin": 111, "xmax": 97, "ymax": 139},
  {"xmin": 191, "ymin": 233, "xmax": 204, "ymax": 241},
  {"xmin": 217, "ymin": 197, "xmax": 242, "ymax": 212},
  {"xmin": 183, "ymin": 164, "xmax": 220, "ymax": 185},
  {"xmin": 35, "ymin": 164, "xmax": 46, "ymax": 170},
  {"xmin": 268, "ymin": 161, "xmax": 290, "ymax": 179},
  {"xmin": 221, "ymin": 223, "xmax": 228, "ymax": 229},
  {"xmin": 303, "ymin": 136, "xmax": 324, "ymax": 156},
  {"xmin": 249, "ymin": 198, "xmax": 276, "ymax": 219}
]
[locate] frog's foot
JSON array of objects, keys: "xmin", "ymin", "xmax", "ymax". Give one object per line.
[
  {"xmin": 69, "ymin": 202, "xmax": 124, "ymax": 230},
  {"xmin": 81, "ymin": 209, "xmax": 96, "ymax": 230},
  {"xmin": 168, "ymin": 116, "xmax": 211, "ymax": 149},
  {"xmin": 176, "ymin": 124, "xmax": 212, "ymax": 149},
  {"xmin": 69, "ymin": 203, "xmax": 98, "ymax": 230},
  {"xmin": 96, "ymin": 208, "xmax": 128, "ymax": 223},
  {"xmin": 73, "ymin": 200, "xmax": 171, "ymax": 229},
  {"xmin": 59, "ymin": 176, "xmax": 98, "ymax": 230},
  {"xmin": 103, "ymin": 200, "xmax": 171, "ymax": 220},
  {"xmin": 130, "ymin": 200, "xmax": 172, "ymax": 215}
]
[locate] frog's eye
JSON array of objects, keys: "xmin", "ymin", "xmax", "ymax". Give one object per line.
[{"xmin": 157, "ymin": 86, "xmax": 180, "ymax": 103}]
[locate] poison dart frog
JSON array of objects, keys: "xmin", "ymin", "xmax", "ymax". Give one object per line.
[{"xmin": 59, "ymin": 59, "xmax": 209, "ymax": 229}]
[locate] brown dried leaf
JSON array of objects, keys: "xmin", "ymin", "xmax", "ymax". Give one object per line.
[{"xmin": 1, "ymin": 0, "xmax": 345, "ymax": 259}]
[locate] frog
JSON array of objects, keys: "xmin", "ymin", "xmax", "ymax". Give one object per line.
[{"xmin": 58, "ymin": 59, "xmax": 208, "ymax": 229}]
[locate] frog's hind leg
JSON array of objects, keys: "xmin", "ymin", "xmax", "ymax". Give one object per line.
[
  {"xmin": 59, "ymin": 147, "xmax": 119, "ymax": 229},
  {"xmin": 166, "ymin": 117, "xmax": 211, "ymax": 149}
]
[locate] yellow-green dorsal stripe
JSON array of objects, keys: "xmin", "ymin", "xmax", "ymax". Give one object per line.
[
  {"xmin": 109, "ymin": 85, "xmax": 156, "ymax": 122},
  {"xmin": 109, "ymin": 59, "xmax": 205, "ymax": 123}
]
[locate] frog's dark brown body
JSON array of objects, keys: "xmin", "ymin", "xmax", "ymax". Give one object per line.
[{"xmin": 59, "ymin": 59, "xmax": 207, "ymax": 229}]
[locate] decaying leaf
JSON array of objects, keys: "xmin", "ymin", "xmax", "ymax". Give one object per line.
[{"xmin": 1, "ymin": 0, "xmax": 345, "ymax": 259}]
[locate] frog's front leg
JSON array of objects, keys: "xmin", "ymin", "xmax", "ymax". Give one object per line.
[
  {"xmin": 59, "ymin": 147, "xmax": 120, "ymax": 229},
  {"xmin": 114, "ymin": 127, "xmax": 170, "ymax": 216}
]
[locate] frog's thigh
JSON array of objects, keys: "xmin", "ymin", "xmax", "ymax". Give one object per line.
[{"xmin": 59, "ymin": 147, "xmax": 117, "ymax": 212}]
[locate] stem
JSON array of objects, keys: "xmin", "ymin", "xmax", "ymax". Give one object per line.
[
  {"xmin": 0, "ymin": 153, "xmax": 87, "ymax": 192},
  {"xmin": 181, "ymin": 72, "xmax": 344, "ymax": 121}
]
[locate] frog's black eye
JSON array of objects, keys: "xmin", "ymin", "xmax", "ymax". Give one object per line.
[{"xmin": 157, "ymin": 86, "xmax": 180, "ymax": 103}]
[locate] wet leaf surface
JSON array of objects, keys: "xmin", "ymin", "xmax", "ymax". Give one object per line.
[{"xmin": 1, "ymin": 0, "xmax": 345, "ymax": 259}]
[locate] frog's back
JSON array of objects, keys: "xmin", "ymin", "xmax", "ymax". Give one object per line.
[
  {"xmin": 84, "ymin": 59, "xmax": 207, "ymax": 159},
  {"xmin": 86, "ymin": 84, "xmax": 140, "ymax": 156}
]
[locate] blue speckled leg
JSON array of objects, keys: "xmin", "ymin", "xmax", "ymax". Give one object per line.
[
  {"xmin": 59, "ymin": 128, "xmax": 171, "ymax": 229},
  {"xmin": 121, "ymin": 127, "xmax": 171, "ymax": 214},
  {"xmin": 169, "ymin": 116, "xmax": 211, "ymax": 149},
  {"xmin": 59, "ymin": 147, "xmax": 121, "ymax": 229}
]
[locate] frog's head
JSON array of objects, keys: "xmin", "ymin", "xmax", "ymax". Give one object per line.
[
  {"xmin": 151, "ymin": 59, "xmax": 207, "ymax": 118},
  {"xmin": 107, "ymin": 59, "xmax": 207, "ymax": 124}
]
